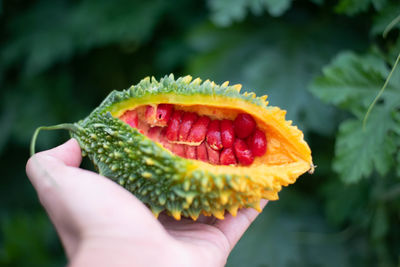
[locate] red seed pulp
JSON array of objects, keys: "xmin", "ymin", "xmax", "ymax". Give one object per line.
[
  {"xmin": 234, "ymin": 113, "xmax": 256, "ymax": 139},
  {"xmin": 220, "ymin": 119, "xmax": 235, "ymax": 148},
  {"xmin": 247, "ymin": 129, "xmax": 267, "ymax": 157},
  {"xmin": 220, "ymin": 147, "xmax": 237, "ymax": 165},
  {"xmin": 166, "ymin": 110, "xmax": 183, "ymax": 141},
  {"xmin": 119, "ymin": 104, "xmax": 267, "ymax": 166},
  {"xmin": 178, "ymin": 112, "xmax": 198, "ymax": 141},
  {"xmin": 233, "ymin": 139, "xmax": 254, "ymax": 166},
  {"xmin": 206, "ymin": 120, "xmax": 223, "ymax": 150}
]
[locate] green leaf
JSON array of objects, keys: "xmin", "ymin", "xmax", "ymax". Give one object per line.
[
  {"xmin": 208, "ymin": 0, "xmax": 293, "ymax": 27},
  {"xmin": 333, "ymin": 106, "xmax": 397, "ymax": 183},
  {"xmin": 335, "ymin": 0, "xmax": 387, "ymax": 15},
  {"xmin": 309, "ymin": 51, "xmax": 400, "ymax": 116},
  {"xmin": 335, "ymin": 0, "xmax": 370, "ymax": 15},
  {"xmin": 311, "ymin": 50, "xmax": 400, "ymax": 182},
  {"xmin": 371, "ymin": 3, "xmax": 400, "ymax": 36}
]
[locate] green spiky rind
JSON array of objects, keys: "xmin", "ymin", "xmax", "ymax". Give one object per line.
[
  {"xmin": 71, "ymin": 112, "xmax": 271, "ymax": 218},
  {"xmin": 90, "ymin": 74, "xmax": 269, "ymax": 116}
]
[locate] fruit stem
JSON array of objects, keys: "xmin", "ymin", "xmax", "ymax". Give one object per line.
[{"xmin": 30, "ymin": 123, "xmax": 79, "ymax": 156}]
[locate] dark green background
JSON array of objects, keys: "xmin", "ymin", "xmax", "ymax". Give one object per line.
[{"xmin": 1, "ymin": 0, "xmax": 399, "ymax": 266}]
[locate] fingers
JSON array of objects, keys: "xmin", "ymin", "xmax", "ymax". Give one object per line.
[
  {"xmin": 26, "ymin": 139, "xmax": 82, "ymax": 194},
  {"xmin": 214, "ymin": 199, "xmax": 268, "ymax": 250},
  {"xmin": 26, "ymin": 139, "xmax": 157, "ymax": 227},
  {"xmin": 26, "ymin": 139, "xmax": 85, "ymax": 257},
  {"xmin": 26, "ymin": 139, "xmax": 168, "ymax": 258},
  {"xmin": 40, "ymin": 138, "xmax": 82, "ymax": 167}
]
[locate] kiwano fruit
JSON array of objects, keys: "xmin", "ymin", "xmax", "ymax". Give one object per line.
[{"xmin": 30, "ymin": 74, "xmax": 314, "ymax": 220}]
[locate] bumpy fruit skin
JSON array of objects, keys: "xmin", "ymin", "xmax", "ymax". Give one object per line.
[{"xmin": 68, "ymin": 74, "xmax": 313, "ymax": 220}]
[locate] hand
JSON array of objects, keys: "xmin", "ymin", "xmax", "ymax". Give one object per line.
[{"xmin": 26, "ymin": 139, "xmax": 267, "ymax": 267}]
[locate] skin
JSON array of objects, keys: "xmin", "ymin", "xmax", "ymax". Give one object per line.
[{"xmin": 26, "ymin": 139, "xmax": 268, "ymax": 267}]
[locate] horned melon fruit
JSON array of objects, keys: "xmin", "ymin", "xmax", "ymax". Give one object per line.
[{"xmin": 30, "ymin": 74, "xmax": 314, "ymax": 220}]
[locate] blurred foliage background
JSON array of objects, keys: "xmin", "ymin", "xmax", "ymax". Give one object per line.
[{"xmin": 1, "ymin": 0, "xmax": 400, "ymax": 266}]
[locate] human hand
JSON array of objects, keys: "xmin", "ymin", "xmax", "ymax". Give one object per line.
[{"xmin": 26, "ymin": 139, "xmax": 267, "ymax": 267}]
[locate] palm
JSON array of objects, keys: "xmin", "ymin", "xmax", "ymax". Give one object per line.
[
  {"xmin": 158, "ymin": 201, "xmax": 266, "ymax": 266},
  {"xmin": 160, "ymin": 215, "xmax": 229, "ymax": 265}
]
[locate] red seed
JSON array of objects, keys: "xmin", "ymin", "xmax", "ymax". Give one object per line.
[
  {"xmin": 248, "ymin": 129, "xmax": 267, "ymax": 157},
  {"xmin": 220, "ymin": 147, "xmax": 237, "ymax": 165},
  {"xmin": 156, "ymin": 104, "xmax": 174, "ymax": 126},
  {"xmin": 178, "ymin": 112, "xmax": 198, "ymax": 141},
  {"xmin": 171, "ymin": 144, "xmax": 185, "ymax": 157},
  {"xmin": 206, "ymin": 142, "xmax": 220, "ymax": 165},
  {"xmin": 234, "ymin": 113, "xmax": 256, "ymax": 139},
  {"xmin": 159, "ymin": 128, "xmax": 173, "ymax": 150},
  {"xmin": 197, "ymin": 142, "xmax": 208, "ymax": 162},
  {"xmin": 206, "ymin": 120, "xmax": 223, "ymax": 150},
  {"xmin": 233, "ymin": 139, "xmax": 254, "ymax": 166},
  {"xmin": 166, "ymin": 110, "xmax": 183, "ymax": 141},
  {"xmin": 147, "ymin": 126, "xmax": 162, "ymax": 140},
  {"xmin": 120, "ymin": 110, "xmax": 138, "ymax": 128},
  {"xmin": 185, "ymin": 145, "xmax": 197, "ymax": 159},
  {"xmin": 220, "ymin": 119, "xmax": 235, "ymax": 148},
  {"xmin": 188, "ymin": 116, "xmax": 210, "ymax": 143}
]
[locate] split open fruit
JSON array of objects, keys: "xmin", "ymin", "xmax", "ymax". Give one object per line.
[{"xmin": 30, "ymin": 74, "xmax": 314, "ymax": 220}]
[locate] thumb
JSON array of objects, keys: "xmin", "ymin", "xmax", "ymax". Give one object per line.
[
  {"xmin": 26, "ymin": 139, "xmax": 82, "ymax": 194},
  {"xmin": 26, "ymin": 139, "xmax": 165, "ymax": 258}
]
